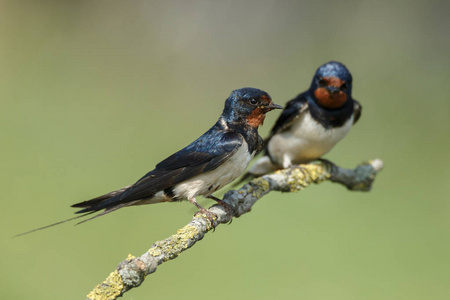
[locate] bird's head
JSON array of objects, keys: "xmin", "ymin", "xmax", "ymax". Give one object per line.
[
  {"xmin": 222, "ymin": 87, "xmax": 282, "ymax": 128},
  {"xmin": 310, "ymin": 61, "xmax": 353, "ymax": 110}
]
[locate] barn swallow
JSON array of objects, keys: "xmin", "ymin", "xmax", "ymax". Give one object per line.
[
  {"xmin": 16, "ymin": 88, "xmax": 282, "ymax": 236},
  {"xmin": 243, "ymin": 61, "xmax": 361, "ymax": 179}
]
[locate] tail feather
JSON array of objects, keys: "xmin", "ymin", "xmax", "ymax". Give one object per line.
[
  {"xmin": 13, "ymin": 212, "xmax": 95, "ymax": 238},
  {"xmin": 15, "ymin": 185, "xmax": 134, "ymax": 237},
  {"xmin": 73, "ymin": 191, "xmax": 131, "ymax": 214},
  {"xmin": 75, "ymin": 200, "xmax": 141, "ymax": 225},
  {"xmin": 71, "ymin": 185, "xmax": 131, "ymax": 209}
]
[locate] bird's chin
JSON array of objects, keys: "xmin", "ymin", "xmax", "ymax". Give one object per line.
[{"xmin": 315, "ymin": 88, "xmax": 347, "ymax": 109}]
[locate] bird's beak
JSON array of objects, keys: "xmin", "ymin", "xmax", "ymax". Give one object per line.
[
  {"xmin": 265, "ymin": 103, "xmax": 283, "ymax": 110},
  {"xmin": 326, "ymin": 86, "xmax": 340, "ymax": 94}
]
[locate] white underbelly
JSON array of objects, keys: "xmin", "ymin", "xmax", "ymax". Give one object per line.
[
  {"xmin": 268, "ymin": 112, "xmax": 353, "ymax": 167},
  {"xmin": 173, "ymin": 142, "xmax": 254, "ymax": 200}
]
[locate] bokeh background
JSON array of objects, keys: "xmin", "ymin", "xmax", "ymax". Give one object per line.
[{"xmin": 2, "ymin": 0, "xmax": 450, "ymax": 299}]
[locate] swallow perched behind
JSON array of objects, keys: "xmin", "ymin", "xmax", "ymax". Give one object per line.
[
  {"xmin": 244, "ymin": 61, "xmax": 361, "ymax": 178},
  {"xmin": 16, "ymin": 88, "xmax": 282, "ymax": 236}
]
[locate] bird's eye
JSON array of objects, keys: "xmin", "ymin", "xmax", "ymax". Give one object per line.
[
  {"xmin": 250, "ymin": 98, "xmax": 258, "ymax": 105},
  {"xmin": 340, "ymin": 83, "xmax": 347, "ymax": 92},
  {"xmin": 318, "ymin": 78, "xmax": 327, "ymax": 87}
]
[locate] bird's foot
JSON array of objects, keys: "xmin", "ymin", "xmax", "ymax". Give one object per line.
[
  {"xmin": 317, "ymin": 158, "xmax": 336, "ymax": 173},
  {"xmin": 207, "ymin": 195, "xmax": 234, "ymax": 224},
  {"xmin": 194, "ymin": 208, "xmax": 218, "ymax": 231},
  {"xmin": 289, "ymin": 163, "xmax": 308, "ymax": 178},
  {"xmin": 190, "ymin": 197, "xmax": 218, "ymax": 231}
]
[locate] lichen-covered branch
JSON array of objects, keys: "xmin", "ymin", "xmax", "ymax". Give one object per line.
[{"xmin": 86, "ymin": 159, "xmax": 384, "ymax": 300}]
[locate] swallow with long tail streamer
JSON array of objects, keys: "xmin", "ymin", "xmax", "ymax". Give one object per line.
[{"xmin": 16, "ymin": 88, "xmax": 282, "ymax": 236}]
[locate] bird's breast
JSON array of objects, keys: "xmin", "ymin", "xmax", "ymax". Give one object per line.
[{"xmin": 268, "ymin": 111, "xmax": 353, "ymax": 166}]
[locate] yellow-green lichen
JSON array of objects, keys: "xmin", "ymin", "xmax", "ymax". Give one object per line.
[
  {"xmin": 304, "ymin": 164, "xmax": 330, "ymax": 182},
  {"xmin": 126, "ymin": 254, "xmax": 136, "ymax": 261},
  {"xmin": 251, "ymin": 177, "xmax": 270, "ymax": 197},
  {"xmin": 285, "ymin": 164, "xmax": 330, "ymax": 192},
  {"xmin": 194, "ymin": 212, "xmax": 216, "ymax": 230},
  {"xmin": 177, "ymin": 224, "xmax": 200, "ymax": 239},
  {"xmin": 148, "ymin": 247, "xmax": 162, "ymax": 257},
  {"xmin": 87, "ymin": 270, "xmax": 124, "ymax": 300},
  {"xmin": 148, "ymin": 225, "xmax": 199, "ymax": 261}
]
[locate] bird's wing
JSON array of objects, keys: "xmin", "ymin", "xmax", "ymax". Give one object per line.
[
  {"xmin": 353, "ymin": 99, "xmax": 362, "ymax": 125},
  {"xmin": 73, "ymin": 130, "xmax": 243, "ymax": 213},
  {"xmin": 267, "ymin": 94, "xmax": 308, "ymax": 138}
]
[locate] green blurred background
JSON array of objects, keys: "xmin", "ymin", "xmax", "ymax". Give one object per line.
[{"xmin": 2, "ymin": 0, "xmax": 449, "ymax": 299}]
